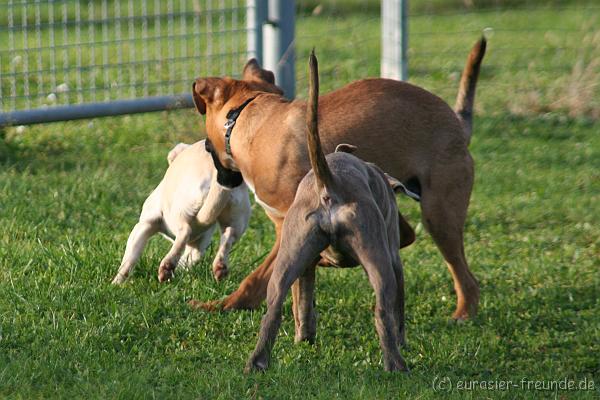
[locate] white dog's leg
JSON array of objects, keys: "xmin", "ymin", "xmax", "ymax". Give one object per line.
[
  {"xmin": 157, "ymin": 224, "xmax": 192, "ymax": 282},
  {"xmin": 179, "ymin": 245, "xmax": 202, "ymax": 269},
  {"xmin": 194, "ymin": 176, "xmax": 232, "ymax": 225},
  {"xmin": 212, "ymin": 226, "xmax": 237, "ymax": 281},
  {"xmin": 112, "ymin": 221, "xmax": 158, "ymax": 284},
  {"xmin": 178, "ymin": 225, "xmax": 216, "ymax": 270}
]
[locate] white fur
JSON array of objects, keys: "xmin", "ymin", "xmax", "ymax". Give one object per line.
[
  {"xmin": 243, "ymin": 177, "xmax": 286, "ymax": 219},
  {"xmin": 112, "ymin": 140, "xmax": 251, "ymax": 284}
]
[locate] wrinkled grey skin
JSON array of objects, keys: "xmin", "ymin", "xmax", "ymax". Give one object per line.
[{"xmin": 244, "ymin": 150, "xmax": 408, "ymax": 373}]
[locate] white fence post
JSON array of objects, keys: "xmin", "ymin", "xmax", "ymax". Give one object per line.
[
  {"xmin": 263, "ymin": 0, "xmax": 296, "ymax": 99},
  {"xmin": 247, "ymin": 0, "xmax": 268, "ymax": 65},
  {"xmin": 381, "ymin": 0, "xmax": 408, "ymax": 81}
]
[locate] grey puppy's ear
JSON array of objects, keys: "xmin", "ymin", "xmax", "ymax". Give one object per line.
[
  {"xmin": 335, "ymin": 143, "xmax": 358, "ymax": 153},
  {"xmin": 385, "ymin": 173, "xmax": 421, "ymax": 202}
]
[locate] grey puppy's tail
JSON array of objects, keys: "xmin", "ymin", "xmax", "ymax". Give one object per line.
[{"xmin": 306, "ymin": 49, "xmax": 334, "ymax": 194}]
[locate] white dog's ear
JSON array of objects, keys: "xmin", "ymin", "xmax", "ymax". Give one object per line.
[
  {"xmin": 335, "ymin": 143, "xmax": 358, "ymax": 153},
  {"xmin": 192, "ymin": 78, "xmax": 226, "ymax": 115},
  {"xmin": 243, "ymin": 58, "xmax": 276, "ymax": 84}
]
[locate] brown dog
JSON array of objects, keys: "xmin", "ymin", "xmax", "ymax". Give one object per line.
[
  {"xmin": 245, "ymin": 51, "xmax": 407, "ymax": 372},
  {"xmin": 190, "ymin": 38, "xmax": 486, "ymax": 320}
]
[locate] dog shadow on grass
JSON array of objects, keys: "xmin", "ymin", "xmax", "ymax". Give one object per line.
[{"xmin": 0, "ymin": 129, "xmax": 81, "ymax": 173}]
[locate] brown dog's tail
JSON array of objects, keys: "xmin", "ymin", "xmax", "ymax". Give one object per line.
[
  {"xmin": 454, "ymin": 36, "xmax": 487, "ymax": 143},
  {"xmin": 306, "ymin": 49, "xmax": 334, "ymax": 193}
]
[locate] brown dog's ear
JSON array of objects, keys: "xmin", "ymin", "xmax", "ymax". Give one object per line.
[
  {"xmin": 335, "ymin": 143, "xmax": 358, "ymax": 153},
  {"xmin": 192, "ymin": 81, "xmax": 206, "ymax": 114},
  {"xmin": 243, "ymin": 58, "xmax": 276, "ymax": 84},
  {"xmin": 192, "ymin": 78, "xmax": 225, "ymax": 115}
]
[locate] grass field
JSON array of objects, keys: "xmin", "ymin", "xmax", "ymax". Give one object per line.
[{"xmin": 1, "ymin": 1, "xmax": 599, "ymax": 399}]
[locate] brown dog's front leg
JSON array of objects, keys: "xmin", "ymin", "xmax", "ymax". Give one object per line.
[
  {"xmin": 190, "ymin": 217, "xmax": 283, "ymax": 312},
  {"xmin": 220, "ymin": 244, "xmax": 278, "ymax": 310}
]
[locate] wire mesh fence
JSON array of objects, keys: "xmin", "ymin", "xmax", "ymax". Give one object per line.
[
  {"xmin": 294, "ymin": 0, "xmax": 599, "ymax": 119},
  {"xmin": 2, "ymin": 0, "xmax": 598, "ymax": 124},
  {"xmin": 0, "ymin": 0, "xmax": 251, "ymax": 114}
]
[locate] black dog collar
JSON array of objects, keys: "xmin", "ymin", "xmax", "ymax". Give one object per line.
[
  {"xmin": 224, "ymin": 96, "xmax": 257, "ymax": 156},
  {"xmin": 204, "ymin": 139, "xmax": 244, "ymax": 188}
]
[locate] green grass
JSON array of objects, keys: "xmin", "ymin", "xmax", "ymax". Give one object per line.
[{"xmin": 1, "ymin": 2, "xmax": 599, "ymax": 399}]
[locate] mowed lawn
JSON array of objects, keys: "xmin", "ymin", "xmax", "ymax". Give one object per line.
[{"xmin": 1, "ymin": 2, "xmax": 599, "ymax": 399}]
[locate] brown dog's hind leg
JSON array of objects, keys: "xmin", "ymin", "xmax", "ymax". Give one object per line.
[{"xmin": 421, "ymin": 161, "xmax": 479, "ymax": 320}]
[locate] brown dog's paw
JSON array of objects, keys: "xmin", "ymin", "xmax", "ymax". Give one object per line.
[
  {"xmin": 451, "ymin": 298, "xmax": 479, "ymax": 321},
  {"xmin": 188, "ymin": 299, "xmax": 224, "ymax": 312}
]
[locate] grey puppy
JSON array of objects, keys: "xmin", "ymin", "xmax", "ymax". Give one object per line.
[{"xmin": 245, "ymin": 51, "xmax": 408, "ymax": 373}]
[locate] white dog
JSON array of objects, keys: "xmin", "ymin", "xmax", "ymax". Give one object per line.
[{"xmin": 112, "ymin": 140, "xmax": 251, "ymax": 284}]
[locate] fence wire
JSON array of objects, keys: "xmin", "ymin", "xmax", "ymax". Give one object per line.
[
  {"xmin": 294, "ymin": 1, "xmax": 599, "ymax": 119},
  {"xmin": 2, "ymin": 1, "xmax": 598, "ymax": 120},
  {"xmin": 0, "ymin": 0, "xmax": 250, "ymax": 113}
]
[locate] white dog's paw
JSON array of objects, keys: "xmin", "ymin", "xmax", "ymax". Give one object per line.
[
  {"xmin": 111, "ymin": 273, "xmax": 127, "ymax": 285},
  {"xmin": 158, "ymin": 260, "xmax": 176, "ymax": 282},
  {"xmin": 212, "ymin": 260, "xmax": 229, "ymax": 282}
]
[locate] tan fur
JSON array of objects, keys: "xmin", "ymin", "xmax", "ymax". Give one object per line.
[
  {"xmin": 190, "ymin": 38, "xmax": 486, "ymax": 320},
  {"xmin": 455, "ymin": 38, "xmax": 487, "ymax": 141}
]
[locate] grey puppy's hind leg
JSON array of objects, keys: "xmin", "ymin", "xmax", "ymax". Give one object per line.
[
  {"xmin": 292, "ymin": 262, "xmax": 318, "ymax": 344},
  {"xmin": 359, "ymin": 246, "xmax": 407, "ymax": 372},
  {"xmin": 392, "ymin": 255, "xmax": 406, "ymax": 347},
  {"xmin": 348, "ymin": 208, "xmax": 407, "ymax": 372},
  {"xmin": 245, "ymin": 217, "xmax": 327, "ymax": 373}
]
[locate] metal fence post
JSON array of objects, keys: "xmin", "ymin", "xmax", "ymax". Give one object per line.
[
  {"xmin": 247, "ymin": 0, "xmax": 268, "ymax": 65},
  {"xmin": 381, "ymin": 0, "xmax": 408, "ymax": 81},
  {"xmin": 263, "ymin": 0, "xmax": 295, "ymax": 99}
]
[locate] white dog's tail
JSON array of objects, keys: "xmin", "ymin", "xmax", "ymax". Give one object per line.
[
  {"xmin": 306, "ymin": 49, "xmax": 334, "ymax": 194},
  {"xmin": 167, "ymin": 143, "xmax": 191, "ymax": 165}
]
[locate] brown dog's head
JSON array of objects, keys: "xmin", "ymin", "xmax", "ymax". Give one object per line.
[{"xmin": 192, "ymin": 59, "xmax": 283, "ymax": 169}]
